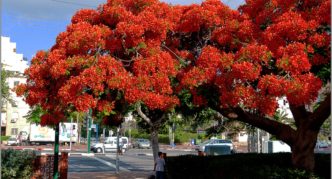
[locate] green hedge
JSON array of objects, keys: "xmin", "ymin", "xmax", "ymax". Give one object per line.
[
  {"xmin": 1, "ymin": 149, "xmax": 36, "ymax": 179},
  {"xmin": 165, "ymin": 153, "xmax": 330, "ymax": 179},
  {"xmin": 1, "ymin": 136, "xmax": 10, "ymax": 141},
  {"xmin": 130, "ymin": 129, "xmax": 198, "ymax": 144}
]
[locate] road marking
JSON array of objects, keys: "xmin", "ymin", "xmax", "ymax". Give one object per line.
[
  {"xmin": 82, "ymin": 153, "xmax": 95, "ymax": 157},
  {"xmin": 41, "ymin": 152, "xmax": 61, "ymax": 155},
  {"xmin": 102, "ymin": 156, "xmax": 130, "ymax": 172},
  {"xmin": 137, "ymin": 153, "xmax": 153, "ymax": 156},
  {"xmin": 105, "ymin": 154, "xmax": 116, "ymax": 157}
]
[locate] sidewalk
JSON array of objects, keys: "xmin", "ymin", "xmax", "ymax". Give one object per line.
[{"xmin": 68, "ymin": 171, "xmax": 153, "ymax": 179}]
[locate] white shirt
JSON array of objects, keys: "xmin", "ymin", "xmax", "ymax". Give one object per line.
[{"xmin": 155, "ymin": 157, "xmax": 165, "ymax": 172}]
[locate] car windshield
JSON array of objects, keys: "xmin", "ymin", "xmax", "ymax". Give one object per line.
[
  {"xmin": 215, "ymin": 140, "xmax": 232, "ymax": 144},
  {"xmin": 200, "ymin": 140, "xmax": 212, "ymax": 145},
  {"xmin": 138, "ymin": 139, "xmax": 148, "ymax": 143}
]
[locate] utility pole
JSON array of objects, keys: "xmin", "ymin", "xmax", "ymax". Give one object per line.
[
  {"xmin": 87, "ymin": 108, "xmax": 92, "ymax": 154},
  {"xmin": 70, "ymin": 117, "xmax": 73, "ymax": 151},
  {"xmin": 96, "ymin": 124, "xmax": 99, "ymax": 142},
  {"xmin": 257, "ymin": 128, "xmax": 260, "ymax": 153},
  {"xmin": 116, "ymin": 127, "xmax": 120, "ymax": 173},
  {"xmin": 129, "ymin": 123, "xmax": 131, "ymax": 147}
]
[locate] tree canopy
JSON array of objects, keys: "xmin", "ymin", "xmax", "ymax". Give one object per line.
[{"xmin": 16, "ymin": 0, "xmax": 330, "ymax": 170}]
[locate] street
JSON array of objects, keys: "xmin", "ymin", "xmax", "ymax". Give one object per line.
[{"xmin": 68, "ymin": 148, "xmax": 196, "ymax": 173}]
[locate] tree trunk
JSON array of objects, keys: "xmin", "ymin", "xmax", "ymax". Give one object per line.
[
  {"xmin": 291, "ymin": 126, "xmax": 319, "ymax": 171},
  {"xmin": 150, "ymin": 125, "xmax": 160, "ymax": 162},
  {"xmin": 216, "ymin": 106, "xmax": 324, "ymax": 171}
]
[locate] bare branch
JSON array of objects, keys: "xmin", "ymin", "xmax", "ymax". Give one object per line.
[
  {"xmin": 309, "ymin": 92, "xmax": 331, "ymax": 130},
  {"xmin": 161, "ymin": 44, "xmax": 182, "ymax": 61},
  {"xmin": 136, "ymin": 104, "xmax": 153, "ymax": 126}
]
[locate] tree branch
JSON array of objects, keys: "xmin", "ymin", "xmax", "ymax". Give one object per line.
[
  {"xmin": 136, "ymin": 104, "xmax": 153, "ymax": 126},
  {"xmin": 217, "ymin": 107, "xmax": 296, "ymax": 146},
  {"xmin": 161, "ymin": 44, "xmax": 182, "ymax": 61},
  {"xmin": 289, "ymin": 104, "xmax": 309, "ymax": 128},
  {"xmin": 309, "ymin": 92, "xmax": 331, "ymax": 130}
]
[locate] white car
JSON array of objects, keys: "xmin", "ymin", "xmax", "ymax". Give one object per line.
[
  {"xmin": 91, "ymin": 136, "xmax": 129, "ymax": 153},
  {"xmin": 133, "ymin": 138, "xmax": 151, "ymax": 149},
  {"xmin": 197, "ymin": 139, "xmax": 234, "ymax": 152},
  {"xmin": 7, "ymin": 136, "xmax": 19, "ymax": 146}
]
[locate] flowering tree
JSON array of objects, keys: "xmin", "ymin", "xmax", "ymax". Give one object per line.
[
  {"xmin": 16, "ymin": 0, "xmax": 182, "ymax": 161},
  {"xmin": 177, "ymin": 0, "xmax": 330, "ymax": 171},
  {"xmin": 16, "ymin": 0, "xmax": 330, "ymax": 171}
]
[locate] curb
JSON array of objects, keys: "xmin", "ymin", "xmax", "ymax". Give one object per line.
[
  {"xmin": 69, "ymin": 153, "xmax": 117, "ymax": 156},
  {"xmin": 137, "ymin": 153, "xmax": 153, "ymax": 156}
]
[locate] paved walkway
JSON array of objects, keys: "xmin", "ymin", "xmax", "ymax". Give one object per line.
[{"xmin": 68, "ymin": 171, "xmax": 154, "ymax": 179}]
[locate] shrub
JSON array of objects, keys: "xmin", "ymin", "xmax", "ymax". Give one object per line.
[
  {"xmin": 174, "ymin": 131, "xmax": 197, "ymax": 144},
  {"xmin": 158, "ymin": 134, "xmax": 169, "ymax": 144},
  {"xmin": 1, "ymin": 149, "xmax": 36, "ymax": 179},
  {"xmin": 130, "ymin": 130, "xmax": 197, "ymax": 144},
  {"xmin": 1, "ymin": 136, "xmax": 10, "ymax": 141},
  {"xmin": 165, "ymin": 153, "xmax": 330, "ymax": 179},
  {"xmin": 130, "ymin": 129, "xmax": 149, "ymax": 139}
]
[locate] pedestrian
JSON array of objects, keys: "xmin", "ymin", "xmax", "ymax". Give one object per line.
[{"xmin": 154, "ymin": 151, "xmax": 166, "ymax": 179}]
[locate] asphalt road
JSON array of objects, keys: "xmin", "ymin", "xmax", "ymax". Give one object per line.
[{"xmin": 68, "ymin": 148, "xmax": 196, "ymax": 173}]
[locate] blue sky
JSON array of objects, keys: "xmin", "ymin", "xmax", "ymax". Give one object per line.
[{"xmin": 2, "ymin": 0, "xmax": 244, "ymax": 60}]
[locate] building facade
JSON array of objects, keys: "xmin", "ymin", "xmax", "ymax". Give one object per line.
[{"xmin": 1, "ymin": 36, "xmax": 30, "ymax": 136}]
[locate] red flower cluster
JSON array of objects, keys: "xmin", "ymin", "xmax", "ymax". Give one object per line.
[
  {"xmin": 276, "ymin": 42, "xmax": 311, "ymax": 74},
  {"xmin": 16, "ymin": 0, "xmax": 330, "ymax": 125}
]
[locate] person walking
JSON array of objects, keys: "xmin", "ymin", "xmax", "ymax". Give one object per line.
[{"xmin": 154, "ymin": 152, "xmax": 166, "ymax": 179}]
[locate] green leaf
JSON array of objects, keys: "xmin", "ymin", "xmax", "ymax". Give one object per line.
[{"xmin": 138, "ymin": 42, "xmax": 147, "ymax": 49}]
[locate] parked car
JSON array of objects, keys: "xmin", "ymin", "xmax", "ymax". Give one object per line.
[
  {"xmin": 315, "ymin": 140, "xmax": 330, "ymax": 149},
  {"xmin": 132, "ymin": 138, "xmax": 151, "ymax": 149},
  {"xmin": 204, "ymin": 145, "xmax": 232, "ymax": 156},
  {"xmin": 196, "ymin": 139, "xmax": 234, "ymax": 153},
  {"xmin": 7, "ymin": 136, "xmax": 19, "ymax": 146},
  {"xmin": 91, "ymin": 136, "xmax": 128, "ymax": 153}
]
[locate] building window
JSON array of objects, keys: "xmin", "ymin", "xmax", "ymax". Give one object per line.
[
  {"xmin": 11, "ymin": 128, "xmax": 18, "ymax": 135},
  {"xmin": 12, "ymin": 101, "xmax": 18, "ymax": 107},
  {"xmin": 14, "ymin": 81, "xmax": 19, "ymax": 87},
  {"xmin": 13, "ymin": 48, "xmax": 16, "ymax": 53},
  {"xmin": 11, "ymin": 112, "xmax": 19, "ymax": 123}
]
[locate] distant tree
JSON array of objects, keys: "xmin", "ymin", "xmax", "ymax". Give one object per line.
[{"xmin": 1, "ymin": 68, "xmax": 11, "ymax": 104}]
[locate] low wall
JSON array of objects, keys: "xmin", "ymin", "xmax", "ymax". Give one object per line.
[{"xmin": 31, "ymin": 152, "xmax": 68, "ymax": 179}]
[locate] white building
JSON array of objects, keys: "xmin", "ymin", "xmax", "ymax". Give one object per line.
[{"xmin": 1, "ymin": 36, "xmax": 30, "ymax": 137}]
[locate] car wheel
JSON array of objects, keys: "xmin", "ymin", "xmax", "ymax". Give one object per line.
[{"xmin": 96, "ymin": 147, "xmax": 102, "ymax": 153}]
